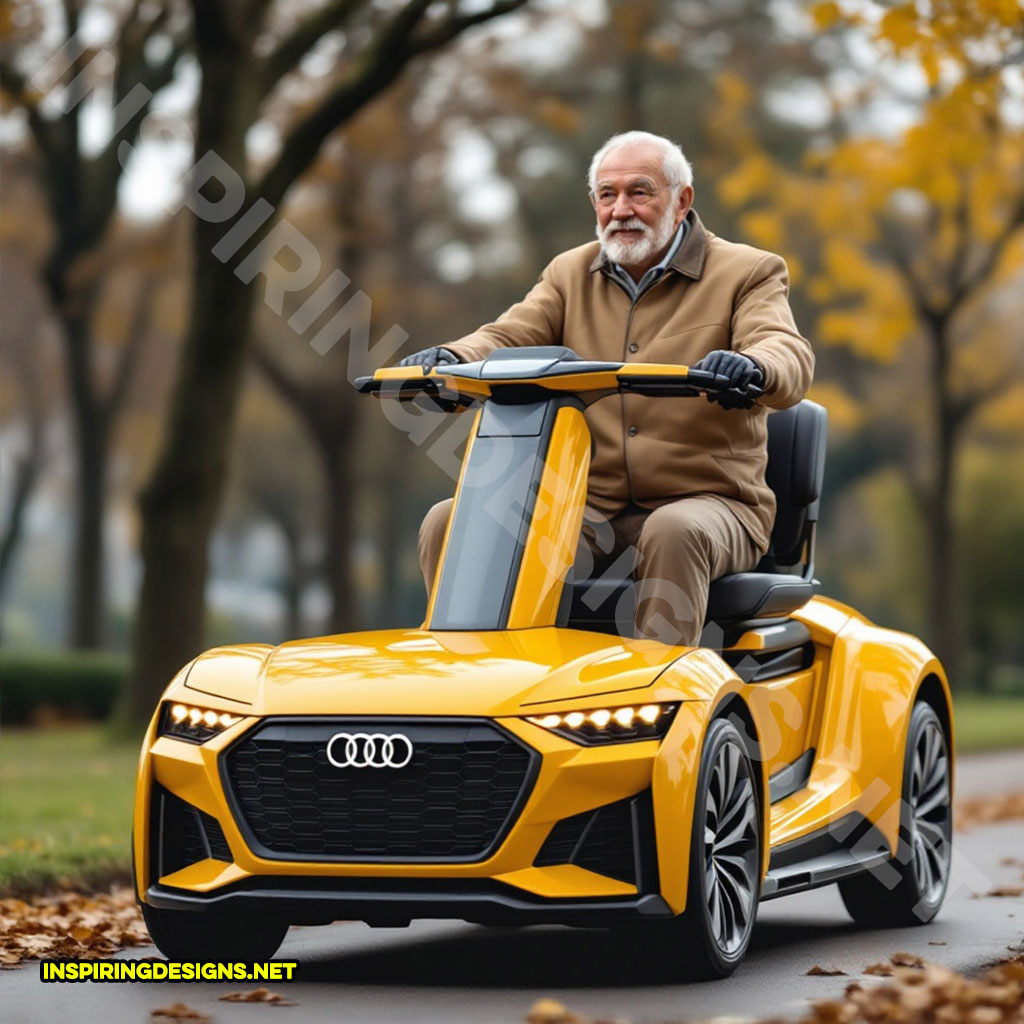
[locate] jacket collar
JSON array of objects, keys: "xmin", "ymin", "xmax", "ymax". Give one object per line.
[{"xmin": 588, "ymin": 207, "xmax": 708, "ymax": 279}]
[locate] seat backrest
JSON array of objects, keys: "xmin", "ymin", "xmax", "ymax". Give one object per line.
[{"xmin": 765, "ymin": 400, "xmax": 827, "ymax": 568}]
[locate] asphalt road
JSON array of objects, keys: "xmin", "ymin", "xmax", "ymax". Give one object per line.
[{"xmin": 7, "ymin": 749, "xmax": 1024, "ymax": 1024}]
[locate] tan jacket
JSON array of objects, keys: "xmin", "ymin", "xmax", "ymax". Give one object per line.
[{"xmin": 445, "ymin": 210, "xmax": 814, "ymax": 552}]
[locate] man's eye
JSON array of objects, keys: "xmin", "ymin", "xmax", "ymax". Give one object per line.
[{"xmin": 631, "ymin": 189, "xmax": 654, "ymax": 201}]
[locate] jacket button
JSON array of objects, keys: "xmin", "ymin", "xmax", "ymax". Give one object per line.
[
  {"xmin": 628, "ymin": 426, "xmax": 638, "ymax": 436},
  {"xmin": 628, "ymin": 343, "xmax": 638, "ymax": 353}
]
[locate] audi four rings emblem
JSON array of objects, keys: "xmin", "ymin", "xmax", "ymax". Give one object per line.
[{"xmin": 326, "ymin": 732, "xmax": 414, "ymax": 769}]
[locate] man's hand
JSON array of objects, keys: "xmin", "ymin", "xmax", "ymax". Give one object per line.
[
  {"xmin": 692, "ymin": 349, "xmax": 763, "ymax": 388},
  {"xmin": 692, "ymin": 350, "xmax": 764, "ymax": 409},
  {"xmin": 397, "ymin": 346, "xmax": 460, "ymax": 372}
]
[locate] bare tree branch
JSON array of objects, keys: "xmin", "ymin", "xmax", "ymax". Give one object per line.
[
  {"xmin": 256, "ymin": 0, "xmax": 526, "ymax": 209},
  {"xmin": 951, "ymin": 375, "xmax": 1017, "ymax": 431},
  {"xmin": 405, "ymin": 0, "xmax": 527, "ymax": 56},
  {"xmin": 259, "ymin": 0, "xmax": 369, "ymax": 98},
  {"xmin": 948, "ymin": 196, "xmax": 1024, "ymax": 312},
  {"xmin": 0, "ymin": 61, "xmax": 63, "ymax": 165}
]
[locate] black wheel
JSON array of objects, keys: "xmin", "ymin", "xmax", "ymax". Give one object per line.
[
  {"xmin": 142, "ymin": 902, "xmax": 289, "ymax": 961},
  {"xmin": 839, "ymin": 700, "xmax": 951, "ymax": 927},
  {"xmin": 668, "ymin": 715, "xmax": 762, "ymax": 980}
]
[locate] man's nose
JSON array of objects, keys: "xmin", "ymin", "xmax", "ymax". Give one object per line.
[{"xmin": 610, "ymin": 191, "xmax": 635, "ymax": 219}]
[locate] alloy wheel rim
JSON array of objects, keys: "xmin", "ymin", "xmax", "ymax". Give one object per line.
[
  {"xmin": 908, "ymin": 718, "xmax": 951, "ymax": 905},
  {"xmin": 703, "ymin": 739, "xmax": 759, "ymax": 956}
]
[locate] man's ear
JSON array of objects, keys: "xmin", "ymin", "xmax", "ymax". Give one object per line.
[{"xmin": 676, "ymin": 185, "xmax": 694, "ymax": 224}]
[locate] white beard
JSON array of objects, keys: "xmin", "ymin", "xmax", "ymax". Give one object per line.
[{"xmin": 596, "ymin": 206, "xmax": 678, "ymax": 270}]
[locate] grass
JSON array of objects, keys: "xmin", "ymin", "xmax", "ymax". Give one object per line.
[
  {"xmin": 952, "ymin": 694, "xmax": 1024, "ymax": 753},
  {"xmin": 0, "ymin": 726, "xmax": 140, "ymax": 896},
  {"xmin": 1, "ymin": 694, "xmax": 1022, "ymax": 896}
]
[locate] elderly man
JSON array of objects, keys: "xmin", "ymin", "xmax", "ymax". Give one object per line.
[{"xmin": 399, "ymin": 131, "xmax": 814, "ymax": 646}]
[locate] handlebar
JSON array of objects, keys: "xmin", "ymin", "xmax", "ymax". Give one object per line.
[{"xmin": 354, "ymin": 354, "xmax": 763, "ymax": 409}]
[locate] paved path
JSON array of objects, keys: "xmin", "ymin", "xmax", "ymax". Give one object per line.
[{"xmin": 6, "ymin": 750, "xmax": 1023, "ymax": 1024}]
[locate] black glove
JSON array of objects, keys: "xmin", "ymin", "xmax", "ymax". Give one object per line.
[
  {"xmin": 692, "ymin": 350, "xmax": 764, "ymax": 408},
  {"xmin": 397, "ymin": 346, "xmax": 460, "ymax": 373}
]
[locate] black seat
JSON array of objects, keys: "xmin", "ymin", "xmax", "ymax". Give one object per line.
[{"xmin": 565, "ymin": 400, "xmax": 828, "ymax": 632}]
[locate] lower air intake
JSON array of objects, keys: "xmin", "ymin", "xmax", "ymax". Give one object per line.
[{"xmin": 534, "ymin": 790, "xmax": 658, "ymax": 888}]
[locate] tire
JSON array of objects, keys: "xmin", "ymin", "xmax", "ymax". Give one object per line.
[
  {"xmin": 838, "ymin": 700, "xmax": 952, "ymax": 927},
  {"xmin": 661, "ymin": 715, "xmax": 762, "ymax": 980},
  {"xmin": 142, "ymin": 902, "xmax": 289, "ymax": 961}
]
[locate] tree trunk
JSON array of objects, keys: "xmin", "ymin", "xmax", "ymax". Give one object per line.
[
  {"xmin": 278, "ymin": 517, "xmax": 305, "ymax": 640},
  {"xmin": 0, "ymin": 357, "xmax": 45, "ymax": 603},
  {"xmin": 317, "ymin": 423, "xmax": 357, "ymax": 635},
  {"xmin": 619, "ymin": 52, "xmax": 645, "ymax": 132},
  {"xmin": 69, "ymin": 401, "xmax": 109, "ymax": 648},
  {"xmin": 58, "ymin": 300, "xmax": 109, "ymax": 649},
  {"xmin": 127, "ymin": 244, "xmax": 257, "ymax": 719},
  {"xmin": 377, "ymin": 427, "xmax": 407, "ymax": 626},
  {"xmin": 925, "ymin": 319, "xmax": 961, "ymax": 687}
]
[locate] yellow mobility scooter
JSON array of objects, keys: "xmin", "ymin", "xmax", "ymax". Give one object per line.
[{"xmin": 133, "ymin": 347, "xmax": 953, "ymax": 979}]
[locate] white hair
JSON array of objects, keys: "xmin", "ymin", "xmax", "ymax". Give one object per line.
[{"xmin": 587, "ymin": 131, "xmax": 694, "ymax": 194}]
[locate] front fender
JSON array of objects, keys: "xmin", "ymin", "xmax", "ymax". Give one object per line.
[{"xmin": 652, "ymin": 650, "xmax": 770, "ymax": 914}]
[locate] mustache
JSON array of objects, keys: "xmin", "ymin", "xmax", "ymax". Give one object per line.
[{"xmin": 605, "ymin": 218, "xmax": 648, "ymax": 234}]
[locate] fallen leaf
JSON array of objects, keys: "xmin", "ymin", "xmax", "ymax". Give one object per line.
[
  {"xmin": 864, "ymin": 963, "xmax": 895, "ymax": 976},
  {"xmin": 219, "ymin": 987, "xmax": 297, "ymax": 1006},
  {"xmin": 526, "ymin": 998, "xmax": 583, "ymax": 1024},
  {"xmin": 983, "ymin": 886, "xmax": 1024, "ymax": 899},
  {"xmin": 957, "ymin": 791, "xmax": 1024, "ymax": 832},
  {"xmin": 929, "ymin": 941, "xmax": 948, "ymax": 946},
  {"xmin": 807, "ymin": 965, "xmax": 847, "ymax": 976},
  {"xmin": 891, "ymin": 952, "xmax": 924, "ymax": 969},
  {"xmin": 0, "ymin": 888, "xmax": 149, "ymax": 967},
  {"xmin": 150, "ymin": 1004, "xmax": 211, "ymax": 1022},
  {"xmin": 786, "ymin": 953, "xmax": 1024, "ymax": 1024}
]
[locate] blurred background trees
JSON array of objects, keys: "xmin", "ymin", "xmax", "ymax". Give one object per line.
[{"xmin": 2, "ymin": 0, "xmax": 1022, "ymax": 719}]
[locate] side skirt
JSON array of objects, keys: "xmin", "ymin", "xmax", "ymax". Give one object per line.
[
  {"xmin": 761, "ymin": 811, "xmax": 892, "ymax": 901},
  {"xmin": 769, "ymin": 748, "xmax": 816, "ymax": 804}
]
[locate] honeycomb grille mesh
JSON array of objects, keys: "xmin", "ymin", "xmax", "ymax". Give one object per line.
[{"xmin": 224, "ymin": 720, "xmax": 536, "ymax": 861}]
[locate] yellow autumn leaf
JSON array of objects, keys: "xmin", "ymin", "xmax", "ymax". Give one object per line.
[
  {"xmin": 739, "ymin": 208, "xmax": 785, "ymax": 251},
  {"xmin": 805, "ymin": 381, "xmax": 863, "ymax": 432},
  {"xmin": 878, "ymin": 6, "xmax": 923, "ymax": 52},
  {"xmin": 811, "ymin": 1, "xmax": 842, "ymax": 31}
]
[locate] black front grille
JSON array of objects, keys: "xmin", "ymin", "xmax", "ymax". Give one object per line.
[
  {"xmin": 223, "ymin": 718, "xmax": 538, "ymax": 862},
  {"xmin": 534, "ymin": 790, "xmax": 658, "ymax": 888}
]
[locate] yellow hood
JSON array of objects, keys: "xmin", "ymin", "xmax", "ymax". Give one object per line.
[{"xmin": 180, "ymin": 628, "xmax": 692, "ymax": 717}]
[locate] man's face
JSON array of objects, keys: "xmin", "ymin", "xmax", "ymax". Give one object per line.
[{"xmin": 592, "ymin": 144, "xmax": 693, "ymax": 271}]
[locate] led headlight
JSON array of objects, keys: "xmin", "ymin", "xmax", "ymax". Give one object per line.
[
  {"xmin": 525, "ymin": 702, "xmax": 678, "ymax": 745},
  {"xmin": 160, "ymin": 701, "xmax": 243, "ymax": 744}
]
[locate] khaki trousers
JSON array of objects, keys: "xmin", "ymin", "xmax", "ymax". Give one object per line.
[{"xmin": 418, "ymin": 495, "xmax": 763, "ymax": 646}]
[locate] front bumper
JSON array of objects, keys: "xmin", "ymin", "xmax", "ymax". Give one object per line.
[
  {"xmin": 135, "ymin": 708, "xmax": 707, "ymax": 923},
  {"xmin": 145, "ymin": 877, "xmax": 672, "ymax": 927}
]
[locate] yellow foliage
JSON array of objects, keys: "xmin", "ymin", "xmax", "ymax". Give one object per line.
[
  {"xmin": 738, "ymin": 208, "xmax": 785, "ymax": 252},
  {"xmin": 814, "ymin": 241, "xmax": 917, "ymax": 359},
  {"xmin": 715, "ymin": 153, "xmax": 778, "ymax": 209},
  {"xmin": 706, "ymin": 0, "xmax": 1022, "ymax": 379},
  {"xmin": 805, "ymin": 381, "xmax": 864, "ymax": 432},
  {"xmin": 975, "ymin": 383, "xmax": 1024, "ymax": 435},
  {"xmin": 535, "ymin": 97, "xmax": 579, "ymax": 136},
  {"xmin": 878, "ymin": 6, "xmax": 923, "ymax": 52},
  {"xmin": 714, "ymin": 71, "xmax": 753, "ymax": 109},
  {"xmin": 811, "ymin": 1, "xmax": 843, "ymax": 30}
]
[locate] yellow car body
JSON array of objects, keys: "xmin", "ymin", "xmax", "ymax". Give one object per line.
[{"xmin": 133, "ymin": 601, "xmax": 950, "ymax": 909}]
